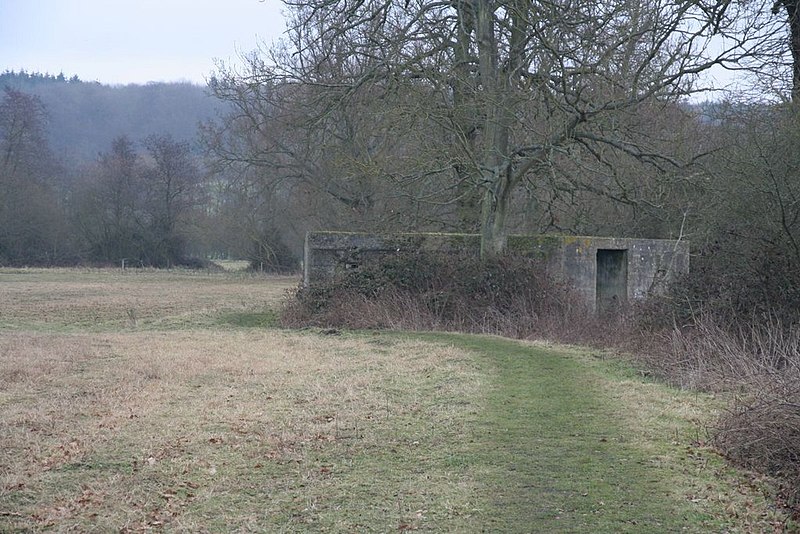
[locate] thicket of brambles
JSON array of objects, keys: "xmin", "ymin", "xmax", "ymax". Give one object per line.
[{"xmin": 282, "ymin": 251, "xmax": 589, "ymax": 337}]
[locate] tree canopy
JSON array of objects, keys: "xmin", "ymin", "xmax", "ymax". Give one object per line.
[{"xmin": 210, "ymin": 0, "xmax": 785, "ymax": 256}]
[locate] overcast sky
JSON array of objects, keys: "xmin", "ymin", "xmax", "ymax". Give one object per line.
[{"xmin": 0, "ymin": 0, "xmax": 287, "ymax": 85}]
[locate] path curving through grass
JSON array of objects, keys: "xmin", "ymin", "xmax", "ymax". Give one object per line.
[{"xmin": 426, "ymin": 333, "xmax": 735, "ymax": 532}]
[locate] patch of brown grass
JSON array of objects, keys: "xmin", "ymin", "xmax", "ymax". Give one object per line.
[
  {"xmin": 0, "ymin": 268, "xmax": 483, "ymax": 529},
  {"xmin": 0, "ymin": 268, "xmax": 297, "ymax": 331},
  {"xmin": 0, "ymin": 329, "xmax": 484, "ymax": 531}
]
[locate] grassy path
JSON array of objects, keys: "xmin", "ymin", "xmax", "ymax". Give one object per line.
[{"xmin": 415, "ymin": 333, "xmax": 778, "ymax": 532}]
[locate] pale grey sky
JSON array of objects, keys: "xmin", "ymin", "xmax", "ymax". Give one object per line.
[{"xmin": 0, "ymin": 0, "xmax": 287, "ymax": 85}]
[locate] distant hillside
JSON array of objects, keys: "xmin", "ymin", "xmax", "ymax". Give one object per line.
[{"xmin": 0, "ymin": 70, "xmax": 227, "ymax": 163}]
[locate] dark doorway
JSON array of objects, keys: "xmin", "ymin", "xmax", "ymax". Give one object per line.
[{"xmin": 596, "ymin": 249, "xmax": 628, "ymax": 314}]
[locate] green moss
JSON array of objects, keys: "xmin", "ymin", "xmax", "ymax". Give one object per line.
[
  {"xmin": 507, "ymin": 234, "xmax": 562, "ymax": 259},
  {"xmin": 561, "ymin": 235, "xmax": 592, "ymax": 247},
  {"xmin": 308, "ymin": 233, "xmax": 682, "ymax": 269},
  {"xmin": 219, "ymin": 311, "xmax": 279, "ymax": 328}
]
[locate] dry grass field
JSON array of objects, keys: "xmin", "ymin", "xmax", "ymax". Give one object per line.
[
  {"xmin": 0, "ymin": 268, "xmax": 294, "ymax": 332},
  {"xmin": 0, "ymin": 268, "xmax": 793, "ymax": 532},
  {"xmin": 0, "ymin": 268, "xmax": 487, "ymax": 531}
]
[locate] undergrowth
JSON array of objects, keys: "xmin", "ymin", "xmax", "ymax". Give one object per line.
[
  {"xmin": 634, "ymin": 305, "xmax": 800, "ymax": 519},
  {"xmin": 282, "ymin": 251, "xmax": 608, "ymax": 343},
  {"xmin": 632, "ymin": 240, "xmax": 800, "ymax": 518}
]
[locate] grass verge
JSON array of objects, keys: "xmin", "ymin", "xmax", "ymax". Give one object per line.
[{"xmin": 0, "ymin": 330, "xmax": 486, "ymax": 531}]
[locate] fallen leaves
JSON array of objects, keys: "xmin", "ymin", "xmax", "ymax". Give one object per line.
[{"xmin": 40, "ymin": 439, "xmax": 86, "ymax": 471}]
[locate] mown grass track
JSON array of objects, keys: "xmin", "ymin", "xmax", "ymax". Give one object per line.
[{"xmin": 418, "ymin": 333, "xmax": 781, "ymax": 532}]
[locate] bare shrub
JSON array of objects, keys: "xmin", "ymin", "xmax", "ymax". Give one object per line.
[
  {"xmin": 633, "ymin": 309, "xmax": 800, "ymax": 517},
  {"xmin": 635, "ymin": 313, "xmax": 778, "ymax": 389},
  {"xmin": 654, "ymin": 240, "xmax": 800, "ymax": 333},
  {"xmin": 281, "ymin": 252, "xmax": 595, "ymax": 341},
  {"xmin": 711, "ymin": 322, "xmax": 800, "ymax": 516},
  {"xmin": 716, "ymin": 378, "xmax": 800, "ymax": 516}
]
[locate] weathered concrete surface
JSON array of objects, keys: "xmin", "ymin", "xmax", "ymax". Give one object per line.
[{"xmin": 304, "ymin": 232, "xmax": 689, "ymax": 313}]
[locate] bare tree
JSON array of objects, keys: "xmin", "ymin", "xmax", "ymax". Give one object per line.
[
  {"xmin": 772, "ymin": 0, "xmax": 800, "ymax": 100},
  {"xmin": 141, "ymin": 134, "xmax": 203, "ymax": 266},
  {"xmin": 0, "ymin": 88, "xmax": 49, "ymax": 181},
  {"xmin": 74, "ymin": 135, "xmax": 203, "ymax": 266},
  {"xmin": 707, "ymin": 104, "xmax": 800, "ymax": 261},
  {"xmin": 714, "ymin": 0, "xmax": 800, "ymax": 101},
  {"xmin": 0, "ymin": 88, "xmax": 65, "ymax": 264},
  {"xmin": 73, "ymin": 136, "xmax": 143, "ymax": 262},
  {"xmin": 210, "ymin": 0, "xmax": 778, "ymax": 257},
  {"xmin": 205, "ymin": 60, "xmax": 427, "ymax": 235}
]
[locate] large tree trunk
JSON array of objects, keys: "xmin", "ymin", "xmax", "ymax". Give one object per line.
[
  {"xmin": 474, "ymin": 0, "xmax": 517, "ymax": 259},
  {"xmin": 480, "ymin": 169, "xmax": 513, "ymax": 258}
]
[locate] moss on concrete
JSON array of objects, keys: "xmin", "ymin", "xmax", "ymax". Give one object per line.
[{"xmin": 305, "ymin": 232, "xmax": 690, "ymax": 313}]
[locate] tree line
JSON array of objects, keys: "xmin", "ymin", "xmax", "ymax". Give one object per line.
[
  {"xmin": 0, "ymin": 86, "xmax": 200, "ymax": 267},
  {"xmin": 0, "ymin": 75, "xmax": 295, "ymax": 269}
]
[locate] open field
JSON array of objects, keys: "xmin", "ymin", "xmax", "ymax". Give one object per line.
[
  {"xmin": 0, "ymin": 268, "xmax": 793, "ymax": 532},
  {"xmin": 0, "ymin": 268, "xmax": 296, "ymax": 332}
]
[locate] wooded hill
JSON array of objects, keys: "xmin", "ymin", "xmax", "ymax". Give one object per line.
[
  {"xmin": 0, "ymin": 71, "xmax": 226, "ymax": 164},
  {"xmin": 0, "ymin": 70, "xmax": 298, "ymax": 269}
]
